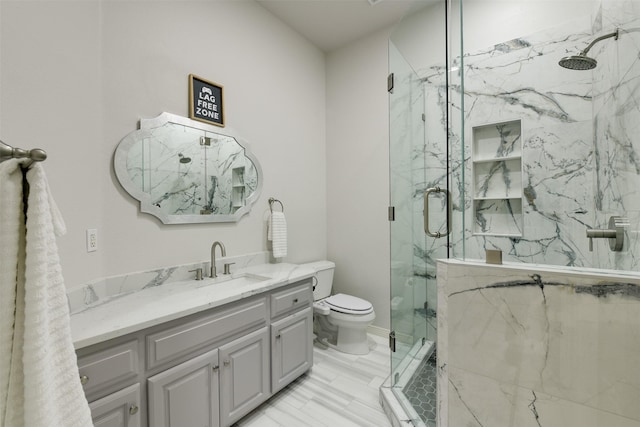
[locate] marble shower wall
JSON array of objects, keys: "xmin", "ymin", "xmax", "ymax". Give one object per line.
[
  {"xmin": 450, "ymin": 15, "xmax": 597, "ymax": 267},
  {"xmin": 591, "ymin": 1, "xmax": 640, "ymax": 269},
  {"xmin": 437, "ymin": 259, "xmax": 640, "ymax": 427},
  {"xmin": 407, "ymin": 0, "xmax": 640, "ymax": 271}
]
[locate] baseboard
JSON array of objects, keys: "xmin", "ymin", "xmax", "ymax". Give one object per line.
[{"xmin": 367, "ymin": 324, "xmax": 389, "ymax": 338}]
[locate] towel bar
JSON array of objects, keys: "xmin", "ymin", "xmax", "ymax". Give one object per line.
[
  {"xmin": 0, "ymin": 140, "xmax": 47, "ymax": 167},
  {"xmin": 268, "ymin": 197, "xmax": 284, "ymax": 212}
]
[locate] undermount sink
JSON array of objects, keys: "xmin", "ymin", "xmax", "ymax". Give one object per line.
[{"xmin": 196, "ymin": 272, "xmax": 271, "ymax": 289}]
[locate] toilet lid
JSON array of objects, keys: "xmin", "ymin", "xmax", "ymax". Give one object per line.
[{"xmin": 325, "ymin": 293, "xmax": 373, "ymax": 315}]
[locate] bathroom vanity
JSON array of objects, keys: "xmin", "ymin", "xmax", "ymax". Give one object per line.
[{"xmin": 70, "ymin": 261, "xmax": 315, "ymax": 427}]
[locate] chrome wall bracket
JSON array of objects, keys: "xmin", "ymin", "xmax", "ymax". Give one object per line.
[{"xmin": 586, "ymin": 215, "xmax": 628, "ymax": 252}]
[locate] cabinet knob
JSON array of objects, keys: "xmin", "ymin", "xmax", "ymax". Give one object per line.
[
  {"xmin": 275, "ymin": 334, "xmax": 281, "ymax": 339},
  {"xmin": 293, "ymin": 298, "xmax": 299, "ymax": 303},
  {"xmin": 212, "ymin": 365, "xmax": 219, "ymax": 371},
  {"xmin": 223, "ymin": 359, "xmax": 230, "ymax": 367},
  {"xmin": 80, "ymin": 375, "xmax": 89, "ymax": 385},
  {"xmin": 129, "ymin": 405, "xmax": 139, "ymax": 415}
]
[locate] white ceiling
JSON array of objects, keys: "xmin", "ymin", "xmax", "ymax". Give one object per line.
[{"xmin": 256, "ymin": 0, "xmax": 417, "ymax": 52}]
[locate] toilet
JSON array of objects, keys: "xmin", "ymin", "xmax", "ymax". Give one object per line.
[{"xmin": 302, "ymin": 260, "xmax": 375, "ymax": 355}]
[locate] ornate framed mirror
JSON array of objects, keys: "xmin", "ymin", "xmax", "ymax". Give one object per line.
[{"xmin": 114, "ymin": 112, "xmax": 262, "ymax": 224}]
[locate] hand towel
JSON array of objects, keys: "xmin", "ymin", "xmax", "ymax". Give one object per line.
[
  {"xmin": 2, "ymin": 161, "xmax": 93, "ymax": 427},
  {"xmin": 268, "ymin": 211, "xmax": 288, "ymax": 258}
]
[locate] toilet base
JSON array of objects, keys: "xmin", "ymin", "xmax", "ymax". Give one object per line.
[
  {"xmin": 314, "ymin": 309, "xmax": 376, "ymax": 355},
  {"xmin": 336, "ymin": 327, "xmax": 370, "ymax": 355}
]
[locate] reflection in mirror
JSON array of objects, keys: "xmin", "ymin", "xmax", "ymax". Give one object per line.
[{"xmin": 114, "ymin": 112, "xmax": 262, "ymax": 224}]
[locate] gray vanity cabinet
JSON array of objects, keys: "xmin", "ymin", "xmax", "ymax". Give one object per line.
[
  {"xmin": 77, "ymin": 278, "xmax": 313, "ymax": 427},
  {"xmin": 219, "ymin": 327, "xmax": 270, "ymax": 426},
  {"xmin": 77, "ymin": 340, "xmax": 139, "ymax": 402},
  {"xmin": 269, "ymin": 281, "xmax": 314, "ymax": 394},
  {"xmin": 270, "ymin": 307, "xmax": 313, "ymax": 393},
  {"xmin": 147, "ymin": 349, "xmax": 220, "ymax": 427},
  {"xmin": 77, "ymin": 340, "xmax": 141, "ymax": 427},
  {"xmin": 88, "ymin": 384, "xmax": 141, "ymax": 427}
]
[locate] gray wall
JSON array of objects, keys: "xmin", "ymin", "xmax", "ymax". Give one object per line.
[
  {"xmin": 0, "ymin": 1, "xmax": 327, "ymax": 289},
  {"xmin": 326, "ymin": 28, "xmax": 393, "ymax": 332}
]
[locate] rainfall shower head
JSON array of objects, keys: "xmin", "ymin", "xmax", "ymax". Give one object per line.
[
  {"xmin": 559, "ymin": 54, "xmax": 598, "ymax": 70},
  {"xmin": 559, "ymin": 29, "xmax": 619, "ymax": 70}
]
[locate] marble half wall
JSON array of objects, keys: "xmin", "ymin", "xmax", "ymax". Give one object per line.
[{"xmin": 437, "ymin": 259, "xmax": 640, "ymax": 427}]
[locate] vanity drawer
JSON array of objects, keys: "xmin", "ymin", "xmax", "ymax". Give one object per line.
[
  {"xmin": 146, "ymin": 297, "xmax": 267, "ymax": 370},
  {"xmin": 77, "ymin": 339, "xmax": 139, "ymax": 401},
  {"xmin": 271, "ymin": 281, "xmax": 312, "ymax": 319}
]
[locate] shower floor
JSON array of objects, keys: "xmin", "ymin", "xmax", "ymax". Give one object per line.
[{"xmin": 403, "ymin": 349, "xmax": 437, "ymax": 426}]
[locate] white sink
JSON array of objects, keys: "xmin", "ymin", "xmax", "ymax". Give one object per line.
[{"xmin": 195, "ymin": 272, "xmax": 271, "ymax": 289}]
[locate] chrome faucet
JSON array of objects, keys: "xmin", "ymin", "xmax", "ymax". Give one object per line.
[{"xmin": 210, "ymin": 241, "xmax": 226, "ymax": 278}]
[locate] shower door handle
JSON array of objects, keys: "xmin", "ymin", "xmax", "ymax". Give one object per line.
[{"xmin": 424, "ymin": 187, "xmax": 451, "ymax": 238}]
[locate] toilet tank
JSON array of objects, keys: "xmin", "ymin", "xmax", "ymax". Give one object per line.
[{"xmin": 301, "ymin": 260, "xmax": 335, "ymax": 301}]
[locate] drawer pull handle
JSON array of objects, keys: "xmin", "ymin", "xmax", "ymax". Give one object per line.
[
  {"xmin": 275, "ymin": 334, "xmax": 281, "ymax": 339},
  {"xmin": 224, "ymin": 359, "xmax": 230, "ymax": 367},
  {"xmin": 80, "ymin": 375, "xmax": 89, "ymax": 385},
  {"xmin": 212, "ymin": 365, "xmax": 219, "ymax": 371},
  {"xmin": 129, "ymin": 405, "xmax": 139, "ymax": 415},
  {"xmin": 293, "ymin": 298, "xmax": 299, "ymax": 303}
]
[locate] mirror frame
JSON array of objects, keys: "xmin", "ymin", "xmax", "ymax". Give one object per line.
[{"xmin": 114, "ymin": 112, "xmax": 263, "ymax": 224}]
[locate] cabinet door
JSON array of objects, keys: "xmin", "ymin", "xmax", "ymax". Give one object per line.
[
  {"xmin": 219, "ymin": 327, "xmax": 270, "ymax": 427},
  {"xmin": 148, "ymin": 349, "xmax": 220, "ymax": 427},
  {"xmin": 271, "ymin": 307, "xmax": 313, "ymax": 393},
  {"xmin": 89, "ymin": 383, "xmax": 141, "ymax": 427}
]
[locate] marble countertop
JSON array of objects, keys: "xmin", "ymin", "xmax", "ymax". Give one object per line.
[{"xmin": 71, "ymin": 263, "xmax": 315, "ymax": 350}]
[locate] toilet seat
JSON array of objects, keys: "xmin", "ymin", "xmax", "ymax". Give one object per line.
[{"xmin": 324, "ymin": 293, "xmax": 373, "ymax": 315}]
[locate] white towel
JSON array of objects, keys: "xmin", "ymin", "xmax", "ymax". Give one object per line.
[
  {"xmin": 1, "ymin": 160, "xmax": 93, "ymax": 427},
  {"xmin": 0, "ymin": 160, "xmax": 25, "ymax": 427},
  {"xmin": 268, "ymin": 211, "xmax": 288, "ymax": 258}
]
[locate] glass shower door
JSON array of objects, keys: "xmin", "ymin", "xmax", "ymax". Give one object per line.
[
  {"xmin": 389, "ymin": 40, "xmax": 424, "ymax": 389},
  {"xmin": 389, "ymin": 38, "xmax": 449, "ymax": 426}
]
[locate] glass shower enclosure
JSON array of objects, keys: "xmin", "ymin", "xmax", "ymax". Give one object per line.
[
  {"xmin": 388, "ymin": 2, "xmax": 450, "ymax": 425},
  {"xmin": 388, "ymin": 0, "xmax": 640, "ymax": 425}
]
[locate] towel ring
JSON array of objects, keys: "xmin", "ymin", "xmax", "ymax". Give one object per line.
[{"xmin": 268, "ymin": 197, "xmax": 284, "ymax": 213}]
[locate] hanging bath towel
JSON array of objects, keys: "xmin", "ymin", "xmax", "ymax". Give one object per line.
[
  {"xmin": 268, "ymin": 211, "xmax": 288, "ymax": 258},
  {"xmin": 0, "ymin": 160, "xmax": 26, "ymax": 427},
  {"xmin": 1, "ymin": 160, "xmax": 93, "ymax": 427}
]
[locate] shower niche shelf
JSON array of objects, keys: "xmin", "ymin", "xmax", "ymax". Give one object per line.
[{"xmin": 471, "ymin": 119, "xmax": 523, "ymax": 236}]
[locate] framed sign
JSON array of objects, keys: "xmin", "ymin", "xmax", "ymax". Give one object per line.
[{"xmin": 189, "ymin": 74, "xmax": 224, "ymax": 127}]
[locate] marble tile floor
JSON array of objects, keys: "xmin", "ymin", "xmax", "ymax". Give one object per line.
[{"xmin": 234, "ymin": 334, "xmax": 392, "ymax": 427}]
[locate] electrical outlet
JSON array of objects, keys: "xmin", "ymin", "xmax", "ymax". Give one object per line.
[{"xmin": 86, "ymin": 228, "xmax": 98, "ymax": 252}]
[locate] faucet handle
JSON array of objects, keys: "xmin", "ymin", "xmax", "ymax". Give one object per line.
[
  {"xmin": 189, "ymin": 268, "xmax": 204, "ymax": 281},
  {"xmin": 223, "ymin": 262, "xmax": 235, "ymax": 275}
]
